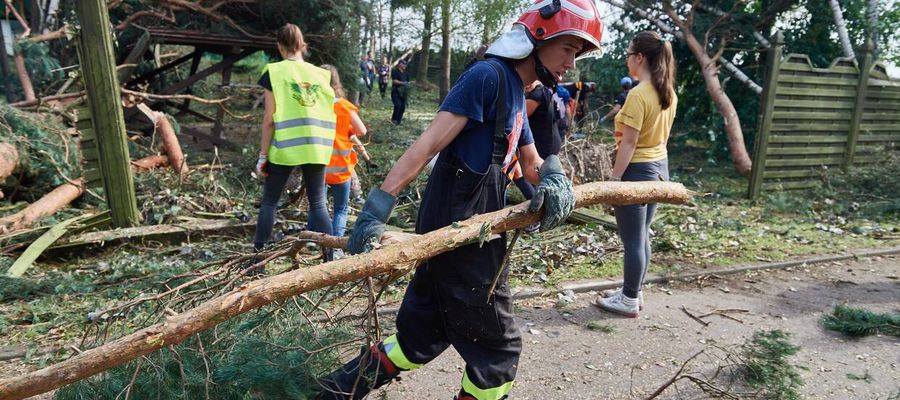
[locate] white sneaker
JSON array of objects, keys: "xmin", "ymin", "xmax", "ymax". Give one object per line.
[
  {"xmin": 600, "ymin": 288, "xmax": 643, "ymax": 310},
  {"xmin": 595, "ymin": 291, "xmax": 640, "ymax": 318}
]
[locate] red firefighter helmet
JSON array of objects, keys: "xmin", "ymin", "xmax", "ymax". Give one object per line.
[{"xmin": 515, "ymin": 0, "xmax": 603, "ymax": 57}]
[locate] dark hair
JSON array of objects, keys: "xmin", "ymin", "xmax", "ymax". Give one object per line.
[
  {"xmin": 320, "ymin": 64, "xmax": 345, "ymax": 98},
  {"xmin": 276, "ymin": 24, "xmax": 307, "ymax": 54},
  {"xmin": 630, "ymin": 31, "xmax": 675, "ymax": 109}
]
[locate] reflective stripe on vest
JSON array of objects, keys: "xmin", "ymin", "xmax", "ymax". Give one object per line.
[{"xmin": 264, "ymin": 60, "xmax": 336, "ymax": 166}]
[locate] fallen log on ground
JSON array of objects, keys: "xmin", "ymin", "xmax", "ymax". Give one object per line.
[
  {"xmin": 0, "ymin": 142, "xmax": 17, "ymax": 182},
  {"xmin": 0, "ymin": 181, "xmax": 694, "ymax": 400},
  {"xmin": 130, "ymin": 154, "xmax": 169, "ymax": 172},
  {"xmin": 0, "ymin": 178, "xmax": 85, "ymax": 234}
]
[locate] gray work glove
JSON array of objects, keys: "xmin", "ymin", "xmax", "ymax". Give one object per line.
[
  {"xmin": 528, "ymin": 155, "xmax": 575, "ymax": 232},
  {"xmin": 348, "ymin": 188, "xmax": 397, "ymax": 254}
]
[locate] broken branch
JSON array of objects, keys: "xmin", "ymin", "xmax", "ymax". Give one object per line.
[{"xmin": 0, "ymin": 181, "xmax": 695, "ymax": 399}]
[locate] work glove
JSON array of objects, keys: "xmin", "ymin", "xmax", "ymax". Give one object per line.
[
  {"xmin": 255, "ymin": 154, "xmax": 268, "ymax": 178},
  {"xmin": 348, "ymin": 188, "xmax": 397, "ymax": 254},
  {"xmin": 528, "ymin": 155, "xmax": 575, "ymax": 232}
]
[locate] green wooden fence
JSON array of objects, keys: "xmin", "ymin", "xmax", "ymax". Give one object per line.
[{"xmin": 748, "ymin": 31, "xmax": 900, "ymax": 199}]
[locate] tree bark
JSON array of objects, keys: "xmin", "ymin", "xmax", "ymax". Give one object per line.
[
  {"xmin": 0, "ymin": 178, "xmax": 85, "ymax": 234},
  {"xmin": 0, "ymin": 181, "xmax": 695, "ymax": 400},
  {"xmin": 662, "ymin": 1, "xmax": 753, "ymax": 176},
  {"xmin": 13, "ymin": 52, "xmax": 36, "ymax": 102},
  {"xmin": 131, "ymin": 155, "xmax": 168, "ymax": 172},
  {"xmin": 866, "ymin": 0, "xmax": 879, "ymax": 57},
  {"xmin": 829, "ymin": 0, "xmax": 856, "ymax": 58},
  {"xmin": 388, "ymin": 3, "xmax": 395, "ymax": 58},
  {"xmin": 136, "ymin": 104, "xmax": 188, "ymax": 175},
  {"xmin": 438, "ymin": 0, "xmax": 451, "ymax": 102},
  {"xmin": 416, "ymin": 2, "xmax": 435, "ymax": 85},
  {"xmin": 0, "ymin": 142, "xmax": 18, "ymax": 181}
]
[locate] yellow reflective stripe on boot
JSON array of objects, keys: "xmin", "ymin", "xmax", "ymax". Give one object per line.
[
  {"xmin": 461, "ymin": 371, "xmax": 514, "ymax": 400},
  {"xmin": 382, "ymin": 334, "xmax": 422, "ymax": 371}
]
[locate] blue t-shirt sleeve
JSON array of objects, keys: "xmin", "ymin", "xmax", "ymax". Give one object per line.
[{"xmin": 438, "ymin": 62, "xmax": 499, "ymax": 122}]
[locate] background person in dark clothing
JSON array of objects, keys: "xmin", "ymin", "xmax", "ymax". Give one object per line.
[
  {"xmin": 391, "ymin": 60, "xmax": 410, "ymax": 125},
  {"xmin": 377, "ymin": 56, "xmax": 390, "ymax": 98},
  {"xmin": 600, "ymin": 76, "xmax": 633, "ymax": 123},
  {"xmin": 525, "ymin": 80, "xmax": 562, "ymax": 159}
]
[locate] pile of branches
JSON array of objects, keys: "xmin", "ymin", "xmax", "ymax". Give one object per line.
[{"xmin": 0, "ymin": 103, "xmax": 81, "ymax": 202}]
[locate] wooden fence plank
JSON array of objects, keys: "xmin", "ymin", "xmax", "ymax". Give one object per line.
[
  {"xmin": 778, "ymin": 75, "xmax": 857, "ymax": 86},
  {"xmin": 765, "ymin": 157, "xmax": 845, "ymax": 167},
  {"xmin": 767, "ymin": 146, "xmax": 847, "ymax": 156},
  {"xmin": 770, "ymin": 122, "xmax": 851, "ymax": 132},
  {"xmin": 748, "ymin": 31, "xmax": 784, "ymax": 199},
  {"xmin": 773, "ymin": 99, "xmax": 855, "ymax": 110},
  {"xmin": 763, "ymin": 169, "xmax": 824, "ymax": 179},
  {"xmin": 773, "ymin": 111, "xmax": 852, "ymax": 120},
  {"xmin": 768, "ymin": 135, "xmax": 849, "ymax": 144},
  {"xmin": 779, "ymin": 62, "xmax": 858, "ymax": 75},
  {"xmin": 775, "ymin": 86, "xmax": 856, "ymax": 98}
]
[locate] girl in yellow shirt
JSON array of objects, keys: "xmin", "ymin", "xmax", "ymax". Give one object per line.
[{"xmin": 596, "ymin": 31, "xmax": 677, "ymax": 317}]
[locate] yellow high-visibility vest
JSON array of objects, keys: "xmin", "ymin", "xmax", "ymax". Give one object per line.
[{"xmin": 263, "ymin": 60, "xmax": 336, "ymax": 166}]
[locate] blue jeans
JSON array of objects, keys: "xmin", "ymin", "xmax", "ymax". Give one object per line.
[
  {"xmin": 329, "ymin": 180, "xmax": 351, "ymax": 237},
  {"xmin": 254, "ymin": 163, "xmax": 332, "ymax": 250},
  {"xmin": 614, "ymin": 159, "xmax": 669, "ymax": 299}
]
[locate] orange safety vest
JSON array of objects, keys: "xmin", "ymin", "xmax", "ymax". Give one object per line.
[{"xmin": 325, "ymin": 98, "xmax": 360, "ymax": 185}]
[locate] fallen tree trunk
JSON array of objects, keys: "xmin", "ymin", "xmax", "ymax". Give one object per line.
[
  {"xmin": 0, "ymin": 178, "xmax": 85, "ymax": 234},
  {"xmin": 136, "ymin": 104, "xmax": 188, "ymax": 175},
  {"xmin": 131, "ymin": 154, "xmax": 168, "ymax": 172},
  {"xmin": 0, "ymin": 142, "xmax": 17, "ymax": 181},
  {"xmin": 0, "ymin": 181, "xmax": 694, "ymax": 400}
]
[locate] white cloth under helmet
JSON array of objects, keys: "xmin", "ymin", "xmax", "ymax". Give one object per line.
[{"xmin": 485, "ymin": 25, "xmax": 534, "ymax": 60}]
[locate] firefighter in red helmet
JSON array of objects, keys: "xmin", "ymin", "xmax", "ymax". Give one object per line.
[{"xmin": 315, "ymin": 1, "xmax": 603, "ymax": 399}]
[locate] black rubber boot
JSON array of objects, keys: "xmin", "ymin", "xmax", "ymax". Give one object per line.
[{"xmin": 314, "ymin": 344, "xmax": 400, "ymax": 400}]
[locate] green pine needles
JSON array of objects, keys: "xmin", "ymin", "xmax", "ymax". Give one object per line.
[
  {"xmin": 55, "ymin": 312, "xmax": 354, "ymax": 400},
  {"xmin": 740, "ymin": 330, "xmax": 804, "ymax": 400},
  {"xmin": 822, "ymin": 305, "xmax": 900, "ymax": 338}
]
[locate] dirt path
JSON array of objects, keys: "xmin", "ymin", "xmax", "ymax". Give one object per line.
[{"xmin": 374, "ymin": 255, "xmax": 900, "ymax": 399}]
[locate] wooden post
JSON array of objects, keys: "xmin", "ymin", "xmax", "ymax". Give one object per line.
[
  {"xmin": 74, "ymin": 0, "xmax": 140, "ymax": 227},
  {"xmin": 844, "ymin": 39, "xmax": 874, "ymax": 169},
  {"xmin": 212, "ymin": 63, "xmax": 232, "ymax": 138},
  {"xmin": 0, "ymin": 25, "xmax": 14, "ymax": 102},
  {"xmin": 748, "ymin": 31, "xmax": 783, "ymax": 200}
]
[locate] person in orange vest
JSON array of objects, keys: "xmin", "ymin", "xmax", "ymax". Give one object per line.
[{"xmin": 320, "ymin": 65, "xmax": 367, "ymax": 246}]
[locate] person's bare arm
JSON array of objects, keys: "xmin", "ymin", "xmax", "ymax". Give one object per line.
[
  {"xmin": 259, "ymin": 90, "xmax": 275, "ymax": 154},
  {"xmin": 611, "ymin": 125, "xmax": 639, "ymax": 179},
  {"xmin": 349, "ymin": 111, "xmax": 367, "ymax": 136},
  {"xmin": 518, "ymin": 143, "xmax": 543, "ymax": 185},
  {"xmin": 380, "ymin": 112, "xmax": 469, "ymax": 196},
  {"xmin": 602, "ymin": 104, "xmax": 622, "ymax": 120}
]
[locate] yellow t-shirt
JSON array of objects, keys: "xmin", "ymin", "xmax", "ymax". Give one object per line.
[{"xmin": 614, "ymin": 82, "xmax": 677, "ymax": 163}]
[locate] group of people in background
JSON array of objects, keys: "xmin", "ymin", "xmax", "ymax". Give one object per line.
[{"xmin": 252, "ymin": 1, "xmax": 678, "ymax": 394}]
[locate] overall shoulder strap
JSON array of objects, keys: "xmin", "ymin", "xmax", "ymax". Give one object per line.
[{"xmin": 484, "ymin": 58, "xmax": 508, "ymax": 166}]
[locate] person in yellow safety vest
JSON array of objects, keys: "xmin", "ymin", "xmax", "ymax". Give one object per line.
[
  {"xmin": 320, "ymin": 64, "xmax": 367, "ymax": 257},
  {"xmin": 254, "ymin": 23, "xmax": 336, "ymax": 261}
]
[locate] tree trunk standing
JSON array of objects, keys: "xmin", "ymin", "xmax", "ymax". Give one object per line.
[
  {"xmin": 662, "ymin": 2, "xmax": 752, "ymax": 176},
  {"xmin": 388, "ymin": 4, "xmax": 395, "ymax": 59},
  {"xmin": 13, "ymin": 52, "xmax": 36, "ymax": 102},
  {"xmin": 481, "ymin": 6, "xmax": 491, "ymax": 45},
  {"xmin": 829, "ymin": 0, "xmax": 856, "ymax": 58},
  {"xmin": 866, "ymin": 0, "xmax": 879, "ymax": 57},
  {"xmin": 0, "ymin": 181, "xmax": 694, "ymax": 400},
  {"xmin": 416, "ymin": 2, "xmax": 435, "ymax": 85},
  {"xmin": 377, "ymin": 0, "xmax": 384, "ymax": 56},
  {"xmin": 438, "ymin": 0, "xmax": 451, "ymax": 102},
  {"xmin": 0, "ymin": 26, "xmax": 14, "ymax": 102}
]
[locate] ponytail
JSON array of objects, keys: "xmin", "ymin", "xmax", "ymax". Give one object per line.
[{"xmin": 631, "ymin": 31, "xmax": 676, "ymax": 109}]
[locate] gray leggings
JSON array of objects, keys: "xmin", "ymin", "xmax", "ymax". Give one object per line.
[{"xmin": 615, "ymin": 159, "xmax": 669, "ymax": 299}]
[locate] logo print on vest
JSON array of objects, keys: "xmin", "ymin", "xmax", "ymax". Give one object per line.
[{"xmin": 290, "ymin": 82, "xmax": 321, "ymax": 107}]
